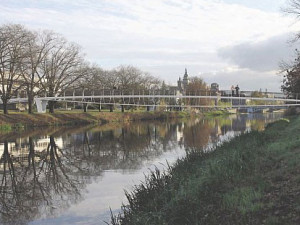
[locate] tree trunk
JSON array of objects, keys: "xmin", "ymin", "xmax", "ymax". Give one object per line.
[
  {"xmin": 2, "ymin": 98, "xmax": 8, "ymax": 114},
  {"xmin": 28, "ymin": 96, "xmax": 33, "ymax": 114},
  {"xmin": 83, "ymin": 103, "xmax": 87, "ymax": 112},
  {"xmin": 49, "ymin": 101, "xmax": 55, "ymax": 113},
  {"xmin": 27, "ymin": 85, "xmax": 34, "ymax": 114},
  {"xmin": 121, "ymin": 105, "xmax": 124, "ymax": 113},
  {"xmin": 110, "ymin": 105, "xmax": 113, "ymax": 112}
]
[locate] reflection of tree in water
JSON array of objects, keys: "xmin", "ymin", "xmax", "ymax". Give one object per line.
[
  {"xmin": 182, "ymin": 120, "xmax": 212, "ymax": 151},
  {"xmin": 183, "ymin": 115, "xmax": 258, "ymax": 151},
  {"xmin": 218, "ymin": 113, "xmax": 284, "ymax": 134},
  {"xmin": 0, "ymin": 122, "xmax": 180, "ymax": 224},
  {"xmin": 183, "ymin": 113, "xmax": 285, "ymax": 152},
  {"xmin": 64, "ymin": 123, "xmax": 179, "ymax": 171},
  {"xmin": 0, "ymin": 136, "xmax": 86, "ymax": 225}
]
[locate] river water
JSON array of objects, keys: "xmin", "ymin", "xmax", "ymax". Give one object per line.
[{"xmin": 0, "ymin": 113, "xmax": 284, "ymax": 225}]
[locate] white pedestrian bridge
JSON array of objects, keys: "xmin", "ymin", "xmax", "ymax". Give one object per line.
[{"xmin": 2, "ymin": 90, "xmax": 300, "ymax": 113}]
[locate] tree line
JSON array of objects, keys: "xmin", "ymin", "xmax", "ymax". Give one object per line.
[
  {"xmin": 0, "ymin": 24, "xmax": 161, "ymax": 114},
  {"xmin": 282, "ymin": 0, "xmax": 300, "ymax": 98}
]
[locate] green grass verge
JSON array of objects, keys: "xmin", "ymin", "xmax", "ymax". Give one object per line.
[{"xmin": 111, "ymin": 117, "xmax": 300, "ymax": 225}]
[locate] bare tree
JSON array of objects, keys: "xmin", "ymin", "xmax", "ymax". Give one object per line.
[
  {"xmin": 71, "ymin": 64, "xmax": 160, "ymax": 93},
  {"xmin": 140, "ymin": 72, "xmax": 161, "ymax": 90},
  {"xmin": 281, "ymin": 49, "xmax": 300, "ymax": 97},
  {"xmin": 37, "ymin": 35, "xmax": 85, "ymax": 113},
  {"xmin": 103, "ymin": 69, "xmax": 119, "ymax": 90},
  {"xmin": 284, "ymin": 0, "xmax": 300, "ymax": 17},
  {"xmin": 114, "ymin": 65, "xmax": 160, "ymax": 92},
  {"xmin": 0, "ymin": 24, "xmax": 31, "ymax": 114},
  {"xmin": 20, "ymin": 30, "xmax": 56, "ymax": 113},
  {"xmin": 283, "ymin": 0, "xmax": 300, "ymax": 39},
  {"xmin": 281, "ymin": 1, "xmax": 300, "ymax": 97},
  {"xmin": 186, "ymin": 76, "xmax": 209, "ymax": 106},
  {"xmin": 114, "ymin": 65, "xmax": 142, "ymax": 91},
  {"xmin": 72, "ymin": 64, "xmax": 106, "ymax": 90}
]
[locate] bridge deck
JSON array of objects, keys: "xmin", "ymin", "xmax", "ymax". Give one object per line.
[{"xmin": 2, "ymin": 93, "xmax": 300, "ymax": 113}]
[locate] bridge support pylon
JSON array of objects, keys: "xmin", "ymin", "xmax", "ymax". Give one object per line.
[{"xmin": 35, "ymin": 98, "xmax": 48, "ymax": 113}]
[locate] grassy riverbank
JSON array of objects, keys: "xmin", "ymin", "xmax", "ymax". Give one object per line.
[
  {"xmin": 0, "ymin": 111, "xmax": 190, "ymax": 129},
  {"xmin": 111, "ymin": 116, "xmax": 300, "ymax": 225},
  {"xmin": 204, "ymin": 109, "xmax": 232, "ymax": 117}
]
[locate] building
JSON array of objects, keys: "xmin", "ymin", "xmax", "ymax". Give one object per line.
[
  {"xmin": 0, "ymin": 72, "xmax": 30, "ymax": 111},
  {"xmin": 210, "ymin": 83, "xmax": 219, "ymax": 93},
  {"xmin": 177, "ymin": 68, "xmax": 189, "ymax": 93}
]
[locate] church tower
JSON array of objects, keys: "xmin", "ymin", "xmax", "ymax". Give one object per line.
[
  {"xmin": 182, "ymin": 68, "xmax": 189, "ymax": 90},
  {"xmin": 177, "ymin": 77, "xmax": 182, "ymax": 90}
]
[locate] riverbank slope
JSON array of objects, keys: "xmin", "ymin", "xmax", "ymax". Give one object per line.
[
  {"xmin": 0, "ymin": 111, "xmax": 190, "ymax": 129},
  {"xmin": 112, "ymin": 116, "xmax": 300, "ymax": 225}
]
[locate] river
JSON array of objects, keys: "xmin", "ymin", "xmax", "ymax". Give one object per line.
[{"xmin": 0, "ymin": 113, "xmax": 284, "ymax": 225}]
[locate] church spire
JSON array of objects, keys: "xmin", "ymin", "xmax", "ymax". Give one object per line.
[{"xmin": 183, "ymin": 68, "xmax": 188, "ymax": 79}]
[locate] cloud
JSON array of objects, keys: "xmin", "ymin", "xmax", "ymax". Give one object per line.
[
  {"xmin": 200, "ymin": 69, "xmax": 283, "ymax": 92},
  {"xmin": 0, "ymin": 0, "xmax": 298, "ymax": 92},
  {"xmin": 218, "ymin": 33, "xmax": 297, "ymax": 72},
  {"xmin": 0, "ymin": 0, "xmax": 296, "ymax": 44},
  {"xmin": 221, "ymin": 0, "xmax": 287, "ymax": 12}
]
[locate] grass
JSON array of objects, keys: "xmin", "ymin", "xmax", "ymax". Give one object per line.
[
  {"xmin": 110, "ymin": 117, "xmax": 300, "ymax": 225},
  {"xmin": 222, "ymin": 187, "xmax": 263, "ymax": 215},
  {"xmin": 11, "ymin": 122, "xmax": 25, "ymax": 130},
  {"xmin": 0, "ymin": 124, "xmax": 12, "ymax": 131},
  {"xmin": 205, "ymin": 109, "xmax": 232, "ymax": 117}
]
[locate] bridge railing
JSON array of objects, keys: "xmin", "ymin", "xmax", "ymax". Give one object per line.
[
  {"xmin": 52, "ymin": 89, "xmax": 293, "ymax": 107},
  {"xmin": 7, "ymin": 87, "xmax": 299, "ymax": 100},
  {"xmin": 6, "ymin": 88, "xmax": 300, "ymax": 106},
  {"xmin": 58, "ymin": 88, "xmax": 291, "ymax": 99}
]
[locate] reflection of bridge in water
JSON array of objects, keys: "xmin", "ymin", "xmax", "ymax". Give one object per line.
[{"xmin": 5, "ymin": 89, "xmax": 300, "ymax": 113}]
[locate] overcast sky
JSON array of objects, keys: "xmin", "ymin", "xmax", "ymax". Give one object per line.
[{"xmin": 1, "ymin": 0, "xmax": 300, "ymax": 91}]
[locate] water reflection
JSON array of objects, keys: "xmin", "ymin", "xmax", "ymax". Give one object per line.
[
  {"xmin": 0, "ymin": 135, "xmax": 86, "ymax": 225},
  {"xmin": 0, "ymin": 113, "xmax": 284, "ymax": 224}
]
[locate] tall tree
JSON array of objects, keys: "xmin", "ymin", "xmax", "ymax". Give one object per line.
[
  {"xmin": 37, "ymin": 35, "xmax": 84, "ymax": 113},
  {"xmin": 284, "ymin": 0, "xmax": 300, "ymax": 24},
  {"xmin": 113, "ymin": 65, "xmax": 160, "ymax": 92},
  {"xmin": 140, "ymin": 72, "xmax": 161, "ymax": 90},
  {"xmin": 282, "ymin": 1, "xmax": 300, "ymax": 97},
  {"xmin": 281, "ymin": 49, "xmax": 300, "ymax": 98},
  {"xmin": 0, "ymin": 24, "xmax": 31, "ymax": 114},
  {"xmin": 115, "ymin": 65, "xmax": 143, "ymax": 91},
  {"xmin": 20, "ymin": 30, "xmax": 56, "ymax": 113},
  {"xmin": 185, "ymin": 76, "xmax": 209, "ymax": 106}
]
